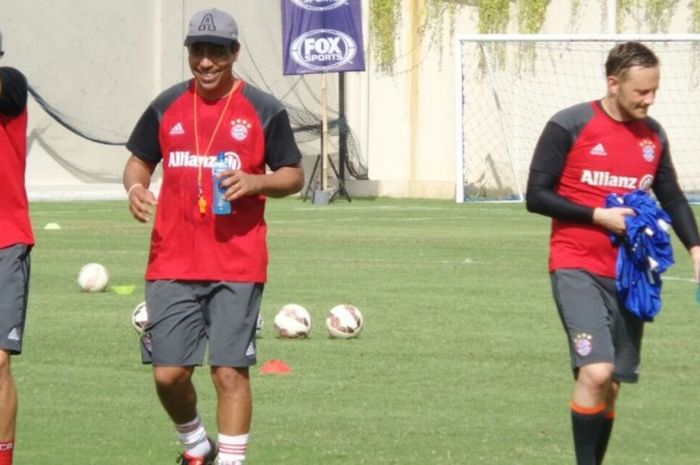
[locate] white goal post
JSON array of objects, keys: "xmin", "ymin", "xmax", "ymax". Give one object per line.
[{"xmin": 454, "ymin": 34, "xmax": 700, "ymax": 203}]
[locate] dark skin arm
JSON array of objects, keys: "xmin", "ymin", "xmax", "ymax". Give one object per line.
[
  {"xmin": 218, "ymin": 164, "xmax": 304, "ymax": 200},
  {"xmin": 123, "ymin": 155, "xmax": 158, "ymax": 223}
]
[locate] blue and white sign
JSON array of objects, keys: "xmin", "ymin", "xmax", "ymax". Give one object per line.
[
  {"xmin": 290, "ymin": 0, "xmax": 349, "ymax": 12},
  {"xmin": 282, "ymin": 0, "xmax": 365, "ymax": 75}
]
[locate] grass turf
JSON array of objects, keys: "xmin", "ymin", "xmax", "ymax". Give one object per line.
[{"xmin": 11, "ymin": 198, "xmax": 700, "ymax": 464}]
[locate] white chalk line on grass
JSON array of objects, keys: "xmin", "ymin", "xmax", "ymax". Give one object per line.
[
  {"xmin": 267, "ymin": 215, "xmax": 523, "ymax": 223},
  {"xmin": 292, "ymin": 204, "xmax": 521, "ymax": 213},
  {"xmin": 32, "ymin": 208, "xmax": 123, "ymax": 217},
  {"xmin": 662, "ymin": 276, "xmax": 697, "ymax": 284},
  {"xmin": 275, "ymin": 255, "xmax": 480, "ymax": 265},
  {"xmin": 293, "ymin": 205, "xmax": 455, "ymax": 212},
  {"xmin": 269, "ymin": 215, "xmax": 498, "ymax": 225}
]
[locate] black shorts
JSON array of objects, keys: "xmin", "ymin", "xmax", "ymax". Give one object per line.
[
  {"xmin": 141, "ymin": 280, "xmax": 263, "ymax": 367},
  {"xmin": 0, "ymin": 244, "xmax": 31, "ymax": 354},
  {"xmin": 551, "ymin": 269, "xmax": 643, "ymax": 383}
]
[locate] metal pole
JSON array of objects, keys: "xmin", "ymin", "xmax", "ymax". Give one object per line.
[
  {"xmin": 321, "ymin": 73, "xmax": 328, "ymax": 191},
  {"xmin": 607, "ymin": 0, "xmax": 617, "ymax": 34},
  {"xmin": 338, "ymin": 72, "xmax": 347, "ymax": 182}
]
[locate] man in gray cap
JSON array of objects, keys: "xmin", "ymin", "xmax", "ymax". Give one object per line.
[
  {"xmin": 0, "ymin": 26, "xmax": 34, "ymax": 465},
  {"xmin": 123, "ymin": 8, "xmax": 303, "ymax": 465}
]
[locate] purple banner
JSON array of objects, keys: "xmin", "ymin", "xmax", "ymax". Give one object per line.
[{"xmin": 281, "ymin": 0, "xmax": 366, "ymax": 75}]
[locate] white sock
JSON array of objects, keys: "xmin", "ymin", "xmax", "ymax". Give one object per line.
[
  {"xmin": 217, "ymin": 433, "xmax": 249, "ymax": 464},
  {"xmin": 175, "ymin": 415, "xmax": 211, "ymax": 457}
]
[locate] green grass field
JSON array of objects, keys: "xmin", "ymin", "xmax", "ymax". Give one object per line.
[{"xmin": 12, "ymin": 198, "xmax": 700, "ymax": 464}]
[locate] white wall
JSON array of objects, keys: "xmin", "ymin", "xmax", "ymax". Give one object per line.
[
  {"xmin": 348, "ymin": 0, "xmax": 700, "ymax": 199},
  {"xmin": 3, "ymin": 0, "xmax": 698, "ymax": 200}
]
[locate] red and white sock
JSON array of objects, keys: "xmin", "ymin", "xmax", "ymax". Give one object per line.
[
  {"xmin": 175, "ymin": 415, "xmax": 211, "ymax": 457},
  {"xmin": 217, "ymin": 433, "xmax": 248, "ymax": 464},
  {"xmin": 0, "ymin": 441, "xmax": 14, "ymax": 465}
]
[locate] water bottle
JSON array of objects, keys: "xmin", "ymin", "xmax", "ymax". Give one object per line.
[{"xmin": 212, "ymin": 152, "xmax": 232, "ymax": 215}]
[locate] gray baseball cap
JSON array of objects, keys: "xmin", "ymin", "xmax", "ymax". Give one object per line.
[{"xmin": 184, "ymin": 8, "xmax": 238, "ymax": 47}]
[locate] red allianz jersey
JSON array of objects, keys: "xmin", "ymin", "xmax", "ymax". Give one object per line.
[
  {"xmin": 549, "ymin": 101, "xmax": 664, "ymax": 277},
  {"xmin": 127, "ymin": 80, "xmax": 301, "ymax": 282},
  {"xmin": 0, "ymin": 67, "xmax": 33, "ymax": 249}
]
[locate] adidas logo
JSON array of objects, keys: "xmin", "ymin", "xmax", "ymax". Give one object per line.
[
  {"xmin": 245, "ymin": 341, "xmax": 255, "ymax": 357},
  {"xmin": 7, "ymin": 327, "xmax": 20, "ymax": 341},
  {"xmin": 590, "ymin": 143, "xmax": 607, "ymax": 156},
  {"xmin": 169, "ymin": 122, "xmax": 185, "ymax": 135}
]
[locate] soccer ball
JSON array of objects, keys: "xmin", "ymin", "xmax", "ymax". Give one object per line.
[
  {"xmin": 325, "ymin": 304, "xmax": 364, "ymax": 339},
  {"xmin": 77, "ymin": 263, "xmax": 109, "ymax": 292},
  {"xmin": 131, "ymin": 301, "xmax": 148, "ymax": 336},
  {"xmin": 273, "ymin": 304, "xmax": 311, "ymax": 338}
]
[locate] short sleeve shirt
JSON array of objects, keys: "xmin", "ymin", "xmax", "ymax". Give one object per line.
[
  {"xmin": 0, "ymin": 67, "xmax": 33, "ymax": 249},
  {"xmin": 127, "ymin": 80, "xmax": 302, "ymax": 282}
]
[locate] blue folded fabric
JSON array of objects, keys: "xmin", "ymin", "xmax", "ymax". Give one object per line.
[{"xmin": 605, "ymin": 190, "xmax": 674, "ymax": 322}]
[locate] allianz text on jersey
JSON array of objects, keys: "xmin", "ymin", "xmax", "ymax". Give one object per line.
[{"xmin": 580, "ymin": 170, "xmax": 654, "ymax": 190}]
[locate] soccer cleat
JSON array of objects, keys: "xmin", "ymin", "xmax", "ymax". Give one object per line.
[{"xmin": 177, "ymin": 437, "xmax": 218, "ymax": 465}]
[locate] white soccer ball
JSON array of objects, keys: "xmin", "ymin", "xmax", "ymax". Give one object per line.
[
  {"xmin": 325, "ymin": 304, "xmax": 364, "ymax": 339},
  {"xmin": 131, "ymin": 301, "xmax": 148, "ymax": 336},
  {"xmin": 273, "ymin": 304, "xmax": 311, "ymax": 338},
  {"xmin": 77, "ymin": 263, "xmax": 109, "ymax": 292}
]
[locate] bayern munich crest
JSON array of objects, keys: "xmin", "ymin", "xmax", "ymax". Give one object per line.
[
  {"xmin": 640, "ymin": 139, "xmax": 656, "ymax": 162},
  {"xmin": 231, "ymin": 119, "xmax": 252, "ymax": 141},
  {"xmin": 573, "ymin": 333, "xmax": 593, "ymax": 357}
]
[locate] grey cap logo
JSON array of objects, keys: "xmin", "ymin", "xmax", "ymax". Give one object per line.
[
  {"xmin": 184, "ymin": 8, "xmax": 238, "ymax": 47},
  {"xmin": 198, "ymin": 14, "xmax": 217, "ymax": 32}
]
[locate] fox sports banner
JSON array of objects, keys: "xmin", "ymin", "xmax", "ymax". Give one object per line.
[{"xmin": 281, "ymin": 0, "xmax": 366, "ymax": 75}]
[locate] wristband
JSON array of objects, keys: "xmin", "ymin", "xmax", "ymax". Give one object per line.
[{"xmin": 127, "ymin": 183, "xmax": 143, "ymax": 197}]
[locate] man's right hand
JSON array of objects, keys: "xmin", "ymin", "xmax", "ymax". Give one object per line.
[
  {"xmin": 128, "ymin": 185, "xmax": 157, "ymax": 223},
  {"xmin": 592, "ymin": 207, "xmax": 636, "ymax": 235}
]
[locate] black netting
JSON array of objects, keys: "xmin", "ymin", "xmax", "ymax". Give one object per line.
[{"xmin": 1, "ymin": 0, "xmax": 366, "ymax": 185}]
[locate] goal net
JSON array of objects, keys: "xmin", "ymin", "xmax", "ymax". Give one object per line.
[{"xmin": 454, "ymin": 34, "xmax": 700, "ymax": 202}]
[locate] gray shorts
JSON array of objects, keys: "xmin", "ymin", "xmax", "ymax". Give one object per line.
[
  {"xmin": 551, "ymin": 269, "xmax": 643, "ymax": 383},
  {"xmin": 141, "ymin": 280, "xmax": 263, "ymax": 367},
  {"xmin": 0, "ymin": 244, "xmax": 31, "ymax": 354}
]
